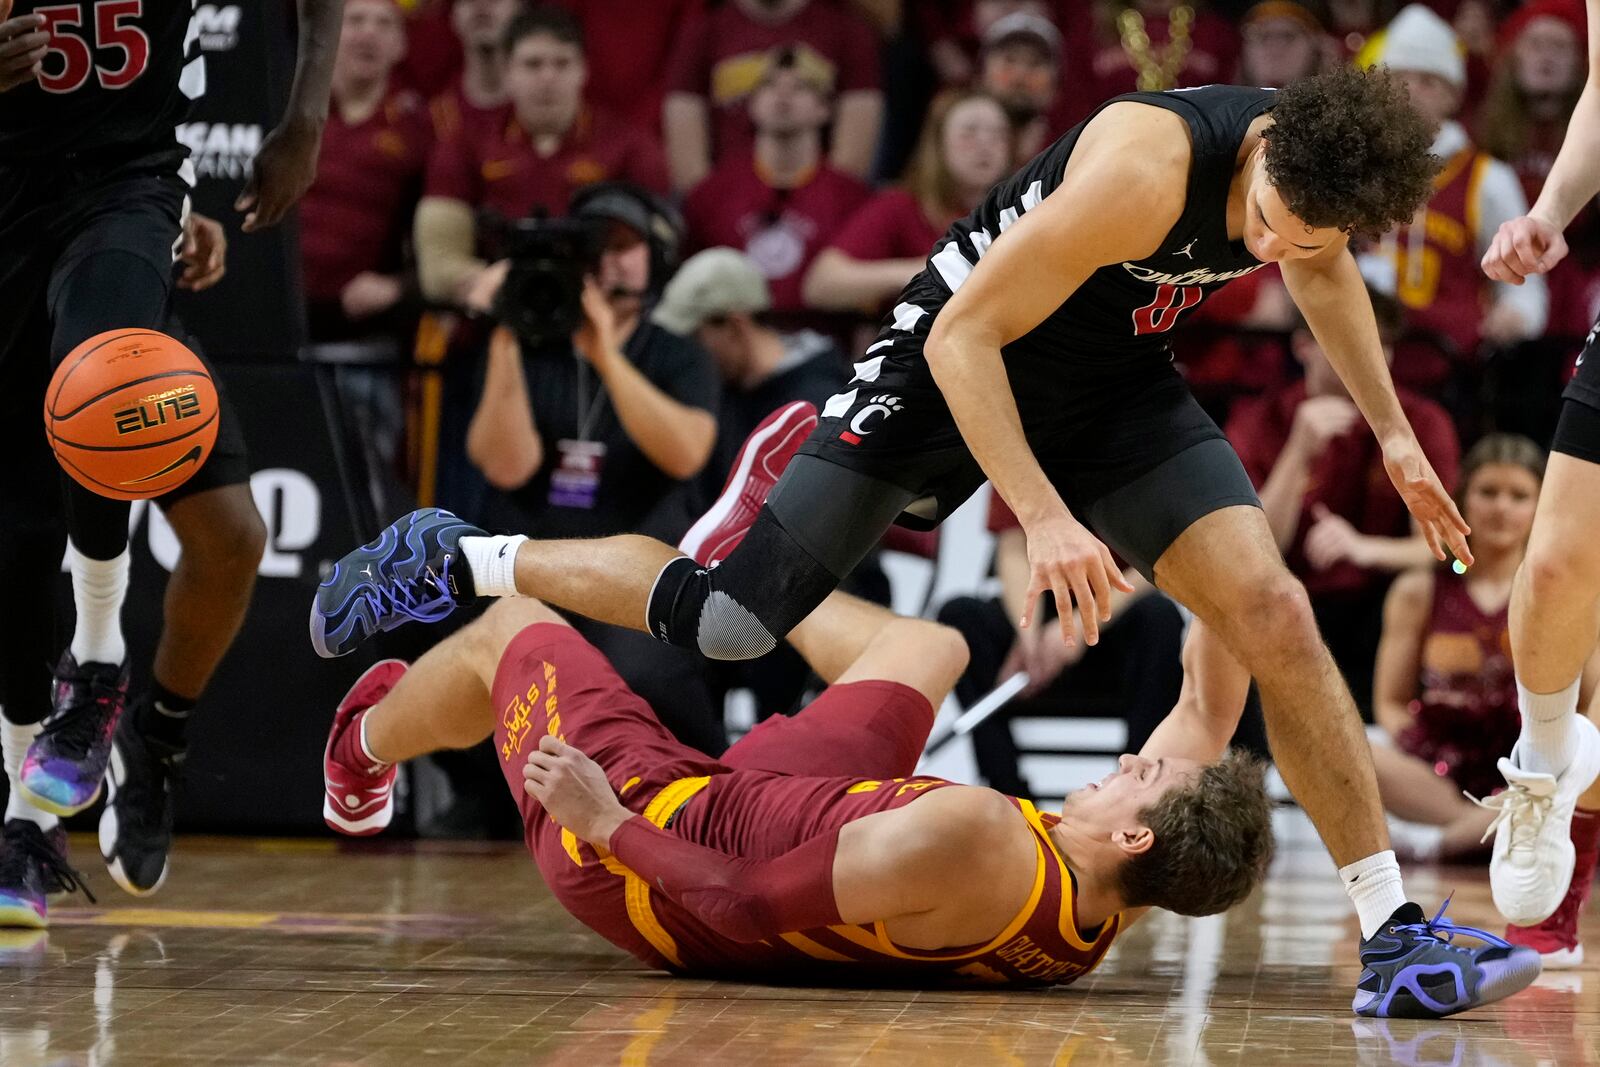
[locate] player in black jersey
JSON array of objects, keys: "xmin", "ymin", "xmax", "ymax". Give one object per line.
[
  {"xmin": 0, "ymin": 0, "xmax": 343, "ymax": 927},
  {"xmin": 316, "ymin": 67, "xmax": 1544, "ymax": 1017}
]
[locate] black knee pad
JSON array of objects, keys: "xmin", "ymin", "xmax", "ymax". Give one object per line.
[{"xmin": 647, "ymin": 508, "xmax": 843, "ymax": 661}]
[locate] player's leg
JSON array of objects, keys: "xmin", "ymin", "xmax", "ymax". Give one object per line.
[
  {"xmin": 1072, "ymin": 375, "xmax": 1537, "ymax": 1017},
  {"xmin": 311, "ymin": 356, "xmax": 975, "ymax": 664},
  {"xmin": 1486, "ymin": 398, "xmax": 1600, "ymax": 925},
  {"xmin": 720, "ymin": 590, "xmax": 970, "ymax": 780},
  {"xmin": 25, "ymin": 169, "xmax": 188, "ymax": 818},
  {"xmin": 100, "ymin": 454, "xmax": 265, "ymax": 896}
]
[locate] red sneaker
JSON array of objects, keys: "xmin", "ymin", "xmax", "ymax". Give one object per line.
[
  {"xmin": 1505, "ymin": 808, "xmax": 1600, "ymax": 967},
  {"xmin": 323, "ymin": 660, "xmax": 407, "ymax": 836},
  {"xmin": 678, "ymin": 400, "xmax": 818, "ymax": 567}
]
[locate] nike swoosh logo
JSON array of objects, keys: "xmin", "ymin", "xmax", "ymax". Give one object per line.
[
  {"xmin": 498, "ymin": 544, "xmax": 509, "ymax": 558},
  {"xmin": 124, "ymin": 445, "xmax": 202, "ymax": 484}
]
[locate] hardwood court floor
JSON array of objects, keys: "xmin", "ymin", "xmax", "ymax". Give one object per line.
[{"xmin": 1, "ymin": 822, "xmax": 1595, "ymax": 1067}]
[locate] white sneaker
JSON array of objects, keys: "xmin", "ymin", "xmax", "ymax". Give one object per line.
[{"xmin": 1480, "ymin": 716, "xmax": 1600, "ymax": 925}]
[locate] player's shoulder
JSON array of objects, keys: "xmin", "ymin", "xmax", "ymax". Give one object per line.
[
  {"xmin": 1079, "ymin": 100, "xmax": 1193, "ymax": 174},
  {"xmin": 903, "ymin": 785, "xmax": 1024, "ymax": 841}
]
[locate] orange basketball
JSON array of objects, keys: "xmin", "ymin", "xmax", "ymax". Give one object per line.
[{"xmin": 44, "ymin": 329, "xmax": 220, "ymax": 501}]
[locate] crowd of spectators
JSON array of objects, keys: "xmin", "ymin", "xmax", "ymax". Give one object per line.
[{"xmin": 294, "ymin": 0, "xmax": 1600, "ymax": 821}]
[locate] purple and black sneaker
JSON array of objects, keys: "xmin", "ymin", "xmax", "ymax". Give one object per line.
[
  {"xmin": 21, "ymin": 652, "xmax": 130, "ymax": 817},
  {"xmin": 0, "ymin": 819, "xmax": 95, "ymax": 929},
  {"xmin": 309, "ymin": 507, "xmax": 483, "ymax": 658},
  {"xmin": 1353, "ymin": 899, "xmax": 1541, "ymax": 1018}
]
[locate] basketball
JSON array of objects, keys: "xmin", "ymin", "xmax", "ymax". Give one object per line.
[{"xmin": 43, "ymin": 329, "xmax": 219, "ymax": 501}]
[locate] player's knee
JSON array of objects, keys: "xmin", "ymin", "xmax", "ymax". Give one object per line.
[
  {"xmin": 171, "ymin": 489, "xmax": 267, "ymax": 579},
  {"xmin": 1523, "ymin": 542, "xmax": 1600, "ymax": 604},
  {"xmin": 481, "ymin": 597, "xmax": 567, "ymax": 640},
  {"xmin": 651, "ymin": 556, "xmax": 780, "ymax": 661},
  {"xmin": 1232, "ymin": 570, "xmax": 1317, "ymax": 650},
  {"xmin": 917, "ymin": 620, "xmax": 970, "ymax": 686}
]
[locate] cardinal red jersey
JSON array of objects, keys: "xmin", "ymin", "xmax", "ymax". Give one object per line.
[
  {"xmin": 682, "ymin": 156, "xmax": 870, "ymax": 311},
  {"xmin": 490, "ymin": 622, "xmax": 1120, "ymax": 987},
  {"xmin": 299, "ymin": 90, "xmax": 431, "ymax": 307},
  {"xmin": 424, "ymin": 104, "xmax": 669, "ymax": 220}
]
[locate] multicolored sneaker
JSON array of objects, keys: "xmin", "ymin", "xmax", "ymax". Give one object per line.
[
  {"xmin": 1352, "ymin": 899, "xmax": 1541, "ymax": 1018},
  {"xmin": 310, "ymin": 508, "xmax": 483, "ymax": 658},
  {"xmin": 0, "ymin": 820, "xmax": 94, "ymax": 929},
  {"xmin": 1504, "ymin": 807, "xmax": 1600, "ymax": 968},
  {"xmin": 20, "ymin": 653, "xmax": 130, "ymax": 816},
  {"xmin": 323, "ymin": 660, "xmax": 408, "ymax": 835},
  {"xmin": 678, "ymin": 401, "xmax": 817, "ymax": 567},
  {"xmin": 99, "ymin": 708, "xmax": 185, "ymax": 897}
]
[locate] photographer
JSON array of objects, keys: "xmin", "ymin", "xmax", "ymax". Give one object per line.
[{"xmin": 466, "ymin": 183, "xmax": 718, "ymax": 542}]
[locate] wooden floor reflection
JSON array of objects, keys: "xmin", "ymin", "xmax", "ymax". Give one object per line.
[{"xmin": 1, "ymin": 823, "xmax": 1596, "ymax": 1066}]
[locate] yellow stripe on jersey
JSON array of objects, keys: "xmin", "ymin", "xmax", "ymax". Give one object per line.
[
  {"xmin": 599, "ymin": 775, "xmax": 713, "ymax": 970},
  {"xmin": 779, "ymin": 931, "xmax": 854, "ymax": 962},
  {"xmin": 1019, "ymin": 801, "xmax": 1118, "ymax": 953}
]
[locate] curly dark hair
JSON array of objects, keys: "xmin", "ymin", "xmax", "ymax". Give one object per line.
[
  {"xmin": 1263, "ymin": 65, "xmax": 1440, "ymax": 238},
  {"xmin": 1115, "ymin": 750, "xmax": 1275, "ymax": 917}
]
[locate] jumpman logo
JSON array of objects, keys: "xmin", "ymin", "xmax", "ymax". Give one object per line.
[{"xmin": 1174, "ymin": 240, "xmax": 1197, "ymax": 260}]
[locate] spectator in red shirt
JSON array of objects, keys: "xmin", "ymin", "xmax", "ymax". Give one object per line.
[
  {"xmin": 804, "ymin": 89, "xmax": 1012, "ymax": 314},
  {"xmin": 553, "ymin": 0, "xmax": 705, "ymax": 136},
  {"xmin": 301, "ymin": 0, "xmax": 431, "ymax": 345},
  {"xmin": 415, "ymin": 7, "xmax": 671, "ymax": 311},
  {"xmin": 681, "ymin": 48, "xmax": 872, "ymax": 314},
  {"xmin": 662, "ymin": 0, "xmax": 884, "ymax": 192},
  {"xmin": 1235, "ymin": 1, "xmax": 1333, "ymax": 88},
  {"xmin": 978, "ymin": 12, "xmax": 1064, "ymax": 162},
  {"xmin": 1226, "ymin": 290, "xmax": 1461, "ymax": 716},
  {"xmin": 427, "ymin": 0, "xmax": 524, "ymax": 150},
  {"xmin": 1476, "ymin": 0, "xmax": 1598, "ymax": 340}
]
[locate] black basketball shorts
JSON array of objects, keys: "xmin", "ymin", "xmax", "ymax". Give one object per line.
[{"xmin": 1555, "ymin": 321, "xmax": 1600, "ymax": 466}]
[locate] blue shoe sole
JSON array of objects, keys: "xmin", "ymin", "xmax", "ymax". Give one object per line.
[{"xmin": 1353, "ymin": 947, "xmax": 1543, "ymax": 1017}]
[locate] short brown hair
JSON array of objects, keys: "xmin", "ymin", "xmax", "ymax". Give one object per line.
[
  {"xmin": 1116, "ymin": 750, "xmax": 1275, "ymax": 917},
  {"xmin": 1264, "ymin": 65, "xmax": 1440, "ymax": 238}
]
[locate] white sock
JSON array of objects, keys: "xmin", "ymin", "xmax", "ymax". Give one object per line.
[
  {"xmin": 1, "ymin": 713, "xmax": 59, "ymax": 832},
  {"xmin": 460, "ymin": 535, "xmax": 527, "ymax": 598},
  {"xmin": 69, "ymin": 545, "xmax": 129, "ymax": 665},
  {"xmin": 357, "ymin": 711, "xmax": 389, "ymax": 769},
  {"xmin": 1340, "ymin": 850, "xmax": 1408, "ymax": 939},
  {"xmin": 1516, "ymin": 674, "xmax": 1583, "ymax": 776}
]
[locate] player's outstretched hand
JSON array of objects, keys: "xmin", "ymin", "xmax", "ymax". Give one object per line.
[
  {"xmin": 1482, "ymin": 214, "xmax": 1568, "ymax": 285},
  {"xmin": 0, "ymin": 0, "xmax": 47, "ymax": 94},
  {"xmin": 235, "ymin": 117, "xmax": 323, "ymax": 233},
  {"xmin": 523, "ymin": 734, "xmax": 631, "ymax": 849},
  {"xmin": 1382, "ymin": 435, "xmax": 1473, "ymax": 567},
  {"xmin": 1021, "ymin": 510, "xmax": 1134, "ymax": 650},
  {"xmin": 178, "ymin": 212, "xmax": 228, "ymax": 292}
]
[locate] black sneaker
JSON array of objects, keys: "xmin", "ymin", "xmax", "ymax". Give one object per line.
[
  {"xmin": 0, "ymin": 819, "xmax": 95, "ymax": 928},
  {"xmin": 21, "ymin": 652, "xmax": 130, "ymax": 816},
  {"xmin": 100, "ymin": 710, "xmax": 183, "ymax": 896},
  {"xmin": 1352, "ymin": 899, "xmax": 1541, "ymax": 1017}
]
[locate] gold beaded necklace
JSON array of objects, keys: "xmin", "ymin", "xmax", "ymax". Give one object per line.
[{"xmin": 1116, "ymin": 4, "xmax": 1195, "ymax": 91}]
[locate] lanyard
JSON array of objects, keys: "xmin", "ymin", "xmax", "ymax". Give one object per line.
[{"xmin": 573, "ymin": 354, "xmax": 609, "ymax": 443}]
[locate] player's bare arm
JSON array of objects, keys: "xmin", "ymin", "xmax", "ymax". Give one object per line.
[
  {"xmin": 0, "ymin": 0, "xmax": 45, "ymax": 93},
  {"xmin": 1483, "ymin": 0, "xmax": 1600, "ymax": 283},
  {"xmin": 1280, "ymin": 246, "xmax": 1471, "ymax": 564},
  {"xmin": 237, "ymin": 0, "xmax": 346, "ymax": 232},
  {"xmin": 923, "ymin": 103, "xmax": 1189, "ymax": 649}
]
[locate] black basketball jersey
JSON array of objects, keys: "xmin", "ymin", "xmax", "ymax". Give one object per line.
[
  {"xmin": 919, "ymin": 84, "xmax": 1277, "ymax": 368},
  {"xmin": 0, "ymin": 0, "xmax": 203, "ymax": 163}
]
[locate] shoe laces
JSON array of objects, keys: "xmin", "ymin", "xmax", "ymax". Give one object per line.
[
  {"xmin": 1390, "ymin": 895, "xmax": 1511, "ymax": 950},
  {"xmin": 0, "ymin": 826, "xmax": 96, "ymax": 905},
  {"xmin": 360, "ymin": 557, "xmax": 459, "ymax": 627},
  {"xmin": 40, "ymin": 674, "xmax": 122, "ymax": 760},
  {"xmin": 1471, "ymin": 783, "xmax": 1553, "ymax": 856}
]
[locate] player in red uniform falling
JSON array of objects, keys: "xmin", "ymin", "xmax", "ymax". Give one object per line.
[{"xmin": 320, "ymin": 416, "xmax": 1274, "ymax": 984}]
